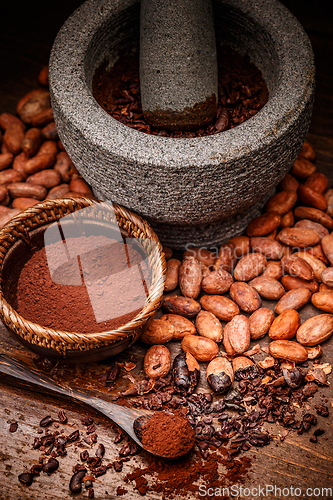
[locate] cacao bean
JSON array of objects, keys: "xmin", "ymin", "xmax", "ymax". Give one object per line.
[
  {"xmin": 297, "ymin": 185, "xmax": 327, "ymax": 211},
  {"xmin": 281, "ymin": 255, "xmax": 314, "ymax": 281},
  {"xmin": 160, "ymin": 314, "xmax": 196, "ymax": 340},
  {"xmin": 181, "ymin": 335, "xmax": 219, "ymax": 362},
  {"xmin": 311, "ymin": 291, "xmax": 333, "ymax": 313},
  {"xmin": 183, "ymin": 246, "xmax": 216, "ymax": 267},
  {"xmin": 277, "ymin": 227, "xmax": 320, "ymax": 248},
  {"xmin": 250, "ymin": 237, "xmax": 283, "ymax": 260},
  {"xmin": 275, "ymin": 287, "xmax": 312, "ymax": 315},
  {"xmin": 269, "ymin": 340, "xmax": 308, "ymax": 363},
  {"xmin": 246, "ymin": 212, "xmax": 281, "ymax": 237},
  {"xmin": 281, "ymin": 275, "xmax": 318, "ymax": 294},
  {"xmin": 233, "ymin": 252, "xmax": 267, "ymax": 281},
  {"xmin": 200, "ymin": 294, "xmax": 239, "ymax": 321},
  {"xmin": 294, "ymin": 219, "xmax": 329, "ymax": 240},
  {"xmin": 213, "ymin": 242, "xmax": 236, "ymax": 274},
  {"xmin": 294, "ymin": 206, "xmax": 333, "ymax": 229},
  {"xmin": 164, "ymin": 258, "xmax": 181, "ymax": 292},
  {"xmin": 265, "ymin": 190, "xmax": 297, "ymax": 216},
  {"xmin": 201, "ymin": 268, "xmax": 233, "ymax": 294},
  {"xmin": 304, "ymin": 172, "xmax": 328, "ymax": 194},
  {"xmin": 229, "ymin": 282, "xmax": 261, "ymax": 313},
  {"xmin": 291, "ymin": 158, "xmax": 316, "ymax": 178},
  {"xmin": 179, "ymin": 257, "xmax": 202, "ymax": 299},
  {"xmin": 144, "ymin": 345, "xmax": 171, "ymax": 379},
  {"xmin": 225, "ymin": 315, "xmax": 250, "ymax": 354},
  {"xmin": 195, "ymin": 310, "xmax": 223, "ymax": 343},
  {"xmin": 163, "ymin": 296, "xmax": 201, "ymax": 318},
  {"xmin": 206, "ymin": 357, "xmax": 234, "ymax": 394},
  {"xmin": 248, "ymin": 275, "xmax": 285, "ymax": 300},
  {"xmin": 140, "ymin": 318, "xmax": 174, "ymax": 345},
  {"xmin": 278, "ymin": 173, "xmax": 299, "ymax": 192},
  {"xmin": 172, "ymin": 352, "xmax": 200, "ymax": 394},
  {"xmin": 269, "ymin": 309, "xmax": 301, "ymax": 340},
  {"xmin": 296, "ymin": 314, "xmax": 333, "ymax": 346},
  {"xmin": 249, "ymin": 308, "xmax": 275, "ymax": 339},
  {"xmin": 228, "ymin": 235, "xmax": 250, "ymax": 257}
]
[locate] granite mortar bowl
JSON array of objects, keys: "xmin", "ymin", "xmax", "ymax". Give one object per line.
[
  {"xmin": 0, "ymin": 198, "xmax": 166, "ymax": 363},
  {"xmin": 49, "ymin": 0, "xmax": 315, "ymax": 250}
]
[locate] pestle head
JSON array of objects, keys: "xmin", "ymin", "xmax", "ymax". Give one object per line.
[{"xmin": 140, "ymin": 0, "xmax": 218, "ymax": 131}]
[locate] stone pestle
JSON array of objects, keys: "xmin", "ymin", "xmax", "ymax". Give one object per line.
[{"xmin": 140, "ymin": 0, "xmax": 218, "ymax": 131}]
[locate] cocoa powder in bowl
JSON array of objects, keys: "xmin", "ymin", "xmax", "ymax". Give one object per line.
[
  {"xmin": 2, "ymin": 221, "xmax": 151, "ymax": 333},
  {"xmin": 141, "ymin": 410, "xmax": 195, "ymax": 458}
]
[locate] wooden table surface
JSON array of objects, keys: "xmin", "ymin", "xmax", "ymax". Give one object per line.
[{"xmin": 0, "ymin": 1, "xmax": 333, "ymax": 499}]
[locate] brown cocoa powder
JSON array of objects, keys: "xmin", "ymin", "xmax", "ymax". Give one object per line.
[
  {"xmin": 124, "ymin": 448, "xmax": 252, "ymax": 499},
  {"xmin": 141, "ymin": 409, "xmax": 195, "ymax": 458},
  {"xmin": 9, "ymin": 233, "xmax": 148, "ymax": 333}
]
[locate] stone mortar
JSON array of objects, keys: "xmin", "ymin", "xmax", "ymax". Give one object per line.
[{"xmin": 49, "ymin": 0, "xmax": 315, "ymax": 250}]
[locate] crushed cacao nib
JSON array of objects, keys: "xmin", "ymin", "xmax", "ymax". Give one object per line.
[
  {"xmin": 99, "ymin": 364, "xmax": 120, "ymax": 387},
  {"xmin": 92, "ymin": 46, "xmax": 268, "ymax": 138},
  {"xmin": 67, "ymin": 430, "xmax": 80, "ymax": 442},
  {"xmin": 314, "ymin": 404, "xmax": 329, "ymax": 417},
  {"xmin": 18, "ymin": 472, "xmax": 34, "ymax": 486},
  {"xmin": 113, "ymin": 461, "xmax": 123, "ymax": 472},
  {"xmin": 81, "ymin": 416, "xmax": 94, "ymax": 426},
  {"xmin": 58, "ymin": 411, "xmax": 68, "ymax": 424},
  {"xmin": 9, "ymin": 422, "xmax": 18, "ymax": 432}
]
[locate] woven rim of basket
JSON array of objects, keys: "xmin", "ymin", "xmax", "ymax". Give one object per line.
[{"xmin": 0, "ymin": 197, "xmax": 166, "ymax": 354}]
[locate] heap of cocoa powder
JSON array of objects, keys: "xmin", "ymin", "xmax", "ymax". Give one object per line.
[{"xmin": 141, "ymin": 409, "xmax": 195, "ymax": 458}]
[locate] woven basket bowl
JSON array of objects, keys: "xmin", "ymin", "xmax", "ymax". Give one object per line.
[{"xmin": 0, "ymin": 197, "xmax": 166, "ymax": 362}]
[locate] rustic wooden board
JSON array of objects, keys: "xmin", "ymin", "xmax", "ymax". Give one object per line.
[{"xmin": 0, "ymin": 1, "xmax": 333, "ymax": 499}]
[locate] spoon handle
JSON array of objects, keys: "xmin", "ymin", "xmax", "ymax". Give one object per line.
[
  {"xmin": 0, "ymin": 354, "xmax": 96, "ymax": 402},
  {"xmin": 0, "ymin": 354, "xmax": 148, "ymax": 445}
]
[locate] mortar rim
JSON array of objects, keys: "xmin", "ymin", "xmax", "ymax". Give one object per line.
[{"xmin": 49, "ymin": 0, "xmax": 315, "ymax": 168}]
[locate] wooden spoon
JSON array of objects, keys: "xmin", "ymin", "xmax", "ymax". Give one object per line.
[{"xmin": 0, "ymin": 354, "xmax": 191, "ymax": 459}]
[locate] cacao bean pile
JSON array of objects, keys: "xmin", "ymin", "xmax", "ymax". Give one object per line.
[
  {"xmin": 134, "ymin": 139, "xmax": 332, "ymax": 454},
  {"xmin": 0, "ymin": 65, "xmax": 95, "ymax": 229},
  {"xmin": 1, "ymin": 65, "xmax": 332, "ymax": 495}
]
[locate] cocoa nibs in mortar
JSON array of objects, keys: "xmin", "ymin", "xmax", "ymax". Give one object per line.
[
  {"xmin": 11, "ymin": 233, "xmax": 148, "ymax": 333},
  {"xmin": 141, "ymin": 409, "xmax": 195, "ymax": 458},
  {"xmin": 92, "ymin": 45, "xmax": 268, "ymax": 138}
]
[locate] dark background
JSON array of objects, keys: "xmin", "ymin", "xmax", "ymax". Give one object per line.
[{"xmin": 0, "ymin": 0, "xmax": 332, "ymax": 138}]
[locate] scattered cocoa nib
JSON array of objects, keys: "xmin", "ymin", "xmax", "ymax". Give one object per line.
[
  {"xmin": 302, "ymin": 383, "xmax": 319, "ymax": 397},
  {"xmin": 99, "ymin": 364, "xmax": 120, "ymax": 386},
  {"xmin": 93, "ymin": 46, "xmax": 268, "ymax": 138},
  {"xmin": 300, "ymin": 413, "xmax": 317, "ymax": 433},
  {"xmin": 87, "ymin": 456, "xmax": 102, "ymax": 469},
  {"xmin": 9, "ymin": 422, "xmax": 18, "ymax": 432},
  {"xmin": 39, "ymin": 415, "xmax": 55, "ymax": 427},
  {"xmin": 81, "ymin": 416, "xmax": 94, "ymax": 426},
  {"xmin": 67, "ymin": 430, "xmax": 80, "ymax": 442},
  {"xmin": 42, "ymin": 458, "xmax": 59, "ymax": 474},
  {"xmin": 80, "ymin": 450, "xmax": 89, "ymax": 462},
  {"xmin": 69, "ymin": 469, "xmax": 87, "ymax": 493},
  {"xmin": 86, "ymin": 424, "xmax": 96, "ymax": 434},
  {"xmin": 58, "ymin": 410, "xmax": 68, "ymax": 424},
  {"xmin": 113, "ymin": 461, "xmax": 123, "ymax": 472},
  {"xmin": 30, "ymin": 464, "xmax": 43, "ymax": 475},
  {"xmin": 18, "ymin": 472, "xmax": 34, "ymax": 486},
  {"xmin": 314, "ymin": 404, "xmax": 329, "ymax": 417},
  {"xmin": 95, "ymin": 443, "xmax": 105, "ymax": 459},
  {"xmin": 310, "ymin": 428, "xmax": 325, "ymax": 443},
  {"xmin": 94, "ymin": 465, "xmax": 108, "ymax": 477}
]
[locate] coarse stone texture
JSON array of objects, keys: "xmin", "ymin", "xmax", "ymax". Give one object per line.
[
  {"xmin": 49, "ymin": 0, "xmax": 315, "ymax": 250},
  {"xmin": 140, "ymin": 0, "xmax": 218, "ymax": 130}
]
